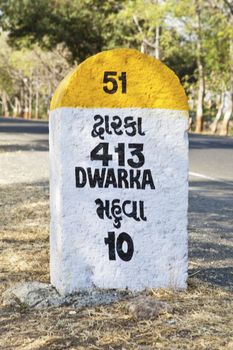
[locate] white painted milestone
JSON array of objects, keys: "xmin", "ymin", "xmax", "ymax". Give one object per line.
[{"xmin": 49, "ymin": 49, "xmax": 189, "ymax": 295}]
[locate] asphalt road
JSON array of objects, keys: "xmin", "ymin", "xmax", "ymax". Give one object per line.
[
  {"xmin": 0, "ymin": 117, "xmax": 49, "ymax": 185},
  {"xmin": 0, "ymin": 117, "xmax": 233, "ymax": 289},
  {"xmin": 189, "ymin": 133, "xmax": 233, "ymax": 182},
  {"xmin": 1, "ymin": 116, "xmax": 232, "ymax": 184},
  {"xmin": 188, "ymin": 134, "xmax": 233, "ymax": 290}
]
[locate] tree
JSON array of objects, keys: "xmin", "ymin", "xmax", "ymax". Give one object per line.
[
  {"xmin": 170, "ymin": 0, "xmax": 208, "ymax": 132},
  {"xmin": 0, "ymin": 0, "xmax": 232, "ymax": 132},
  {"xmin": 205, "ymin": 0, "xmax": 233, "ymax": 135},
  {"xmin": 109, "ymin": 0, "xmax": 172, "ymax": 58},
  {"xmin": 220, "ymin": 0, "xmax": 233, "ymax": 135},
  {"xmin": 0, "ymin": 0, "xmax": 125, "ymax": 63},
  {"xmin": 194, "ymin": 0, "xmax": 205, "ymax": 133},
  {"xmin": 0, "ymin": 32, "xmax": 71, "ymax": 118},
  {"xmin": 106, "ymin": 0, "xmax": 196, "ymax": 86}
]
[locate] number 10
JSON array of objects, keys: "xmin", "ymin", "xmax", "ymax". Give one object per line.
[{"xmin": 105, "ymin": 231, "xmax": 134, "ymax": 261}]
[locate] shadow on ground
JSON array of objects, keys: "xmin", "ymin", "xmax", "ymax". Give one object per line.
[
  {"xmin": 188, "ymin": 179, "xmax": 233, "ymax": 289},
  {"xmin": 189, "ymin": 133, "xmax": 233, "ymax": 150},
  {"xmin": 0, "ymin": 117, "xmax": 48, "ymax": 134},
  {"xmin": 0, "ymin": 139, "xmax": 49, "ymax": 152}
]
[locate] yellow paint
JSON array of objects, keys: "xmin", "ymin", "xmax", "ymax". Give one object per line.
[{"xmin": 50, "ymin": 48, "xmax": 188, "ymax": 112}]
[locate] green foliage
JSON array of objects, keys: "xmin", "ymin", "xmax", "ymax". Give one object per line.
[
  {"xmin": 0, "ymin": 0, "xmax": 126, "ymax": 63},
  {"xmin": 0, "ymin": 0, "xmax": 232, "ymax": 127},
  {"xmin": 0, "ymin": 32, "xmax": 71, "ymax": 118}
]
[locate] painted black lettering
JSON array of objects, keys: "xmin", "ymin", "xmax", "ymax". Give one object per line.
[
  {"xmin": 122, "ymin": 200, "xmax": 140, "ymax": 222},
  {"xmin": 116, "ymin": 232, "xmax": 134, "ymax": 261},
  {"xmin": 75, "ymin": 167, "xmax": 87, "ymax": 187},
  {"xmin": 91, "ymin": 142, "xmax": 112, "ymax": 166},
  {"xmin": 105, "ymin": 168, "xmax": 117, "ymax": 188},
  {"xmin": 139, "ymin": 201, "xmax": 147, "ymax": 221},
  {"xmin": 111, "ymin": 199, "xmax": 122, "ymax": 228},
  {"xmin": 105, "ymin": 231, "xmax": 134, "ymax": 261},
  {"xmin": 91, "ymin": 114, "xmax": 105, "ymax": 140},
  {"xmin": 124, "ymin": 116, "xmax": 137, "ymax": 136},
  {"xmin": 118, "ymin": 72, "xmax": 127, "ymax": 93},
  {"xmin": 111, "ymin": 116, "xmax": 123, "ymax": 135},
  {"xmin": 138, "ymin": 118, "xmax": 145, "ymax": 136},
  {"xmin": 115, "ymin": 143, "xmax": 125, "ymax": 166},
  {"xmin": 128, "ymin": 143, "xmax": 145, "ymax": 168},
  {"xmin": 129, "ymin": 170, "xmax": 141, "ymax": 189},
  {"xmin": 104, "ymin": 232, "xmax": 116, "ymax": 260},
  {"xmin": 142, "ymin": 169, "xmax": 155, "ymax": 189},
  {"xmin": 105, "ymin": 115, "xmax": 112, "ymax": 135},
  {"xmin": 87, "ymin": 167, "xmax": 106, "ymax": 188},
  {"xmin": 95, "ymin": 198, "xmax": 112, "ymax": 220},
  {"xmin": 117, "ymin": 169, "xmax": 129, "ymax": 188}
]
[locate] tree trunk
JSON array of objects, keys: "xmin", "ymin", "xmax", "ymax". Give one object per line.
[
  {"xmin": 220, "ymin": 91, "xmax": 232, "ymax": 135},
  {"xmin": 24, "ymin": 91, "xmax": 29, "ymax": 119},
  {"xmin": 2, "ymin": 92, "xmax": 9, "ymax": 117},
  {"xmin": 13, "ymin": 97, "xmax": 21, "ymax": 118},
  {"xmin": 155, "ymin": 26, "xmax": 160, "ymax": 59},
  {"xmin": 196, "ymin": 67, "xmax": 205, "ymax": 133},
  {"xmin": 35, "ymin": 85, "xmax": 39, "ymax": 119},
  {"xmin": 13, "ymin": 97, "xmax": 18, "ymax": 117},
  {"xmin": 195, "ymin": 0, "xmax": 205, "ymax": 133},
  {"xmin": 220, "ymin": 115, "xmax": 232, "ymax": 136},
  {"xmin": 220, "ymin": 18, "xmax": 233, "ymax": 136},
  {"xmin": 210, "ymin": 92, "xmax": 224, "ymax": 134},
  {"xmin": 141, "ymin": 41, "xmax": 146, "ymax": 53},
  {"xmin": 28, "ymin": 80, "xmax": 32, "ymax": 119},
  {"xmin": 20, "ymin": 87, "xmax": 24, "ymax": 118}
]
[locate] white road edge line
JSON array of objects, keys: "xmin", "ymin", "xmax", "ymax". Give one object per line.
[
  {"xmin": 189, "ymin": 172, "xmax": 216, "ymax": 181},
  {"xmin": 189, "ymin": 171, "xmax": 233, "ymax": 186}
]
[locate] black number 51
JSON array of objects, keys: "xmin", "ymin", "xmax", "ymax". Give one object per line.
[{"xmin": 103, "ymin": 71, "xmax": 127, "ymax": 94}]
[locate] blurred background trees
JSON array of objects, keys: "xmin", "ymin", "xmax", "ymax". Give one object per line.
[{"xmin": 0, "ymin": 0, "xmax": 232, "ymax": 134}]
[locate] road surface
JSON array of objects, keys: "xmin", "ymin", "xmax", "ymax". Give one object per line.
[
  {"xmin": 0, "ymin": 117, "xmax": 233, "ymax": 289},
  {"xmin": 0, "ymin": 117, "xmax": 48, "ymax": 185},
  {"xmin": 189, "ymin": 134, "xmax": 233, "ymax": 289}
]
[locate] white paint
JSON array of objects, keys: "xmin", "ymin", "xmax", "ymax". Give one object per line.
[
  {"xmin": 189, "ymin": 172, "xmax": 216, "ymax": 181},
  {"xmin": 189, "ymin": 172, "xmax": 233, "ymax": 186},
  {"xmin": 49, "ymin": 107, "xmax": 189, "ymax": 295}
]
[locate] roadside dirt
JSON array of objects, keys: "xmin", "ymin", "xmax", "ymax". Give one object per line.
[{"xmin": 0, "ymin": 186, "xmax": 232, "ymax": 350}]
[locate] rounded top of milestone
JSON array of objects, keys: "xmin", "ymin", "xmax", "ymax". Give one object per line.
[{"xmin": 50, "ymin": 48, "xmax": 188, "ymax": 112}]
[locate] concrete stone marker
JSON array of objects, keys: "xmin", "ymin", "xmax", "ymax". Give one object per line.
[{"xmin": 49, "ymin": 48, "xmax": 189, "ymax": 295}]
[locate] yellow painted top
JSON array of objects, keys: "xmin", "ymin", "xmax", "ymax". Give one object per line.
[{"xmin": 50, "ymin": 48, "xmax": 188, "ymax": 111}]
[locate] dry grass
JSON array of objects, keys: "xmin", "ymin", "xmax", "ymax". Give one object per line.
[{"xmin": 0, "ymin": 182, "xmax": 233, "ymax": 350}]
